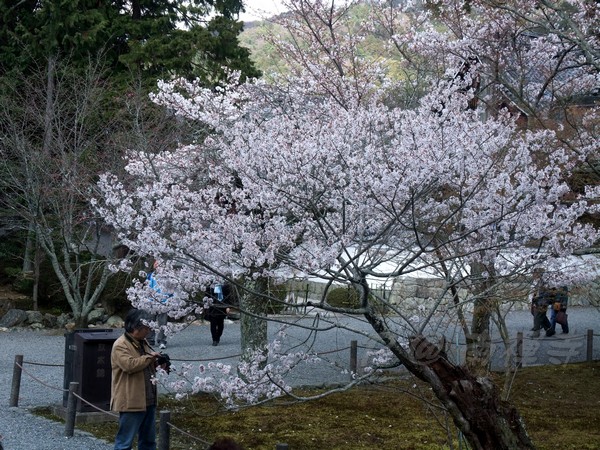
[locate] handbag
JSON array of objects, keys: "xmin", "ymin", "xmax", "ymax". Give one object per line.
[{"xmin": 556, "ymin": 310, "xmax": 567, "ymax": 325}]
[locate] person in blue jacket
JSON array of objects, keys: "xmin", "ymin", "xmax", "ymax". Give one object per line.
[{"xmin": 147, "ymin": 260, "xmax": 172, "ymax": 349}]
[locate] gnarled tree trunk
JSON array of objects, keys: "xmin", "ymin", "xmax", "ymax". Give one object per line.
[
  {"xmin": 365, "ymin": 309, "xmax": 534, "ymax": 450},
  {"xmin": 409, "ymin": 334, "xmax": 534, "ymax": 450}
]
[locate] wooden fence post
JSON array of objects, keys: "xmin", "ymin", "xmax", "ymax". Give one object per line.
[
  {"xmin": 158, "ymin": 410, "xmax": 171, "ymax": 450},
  {"xmin": 9, "ymin": 354, "xmax": 23, "ymax": 407},
  {"xmin": 350, "ymin": 340, "xmax": 358, "ymax": 374},
  {"xmin": 587, "ymin": 329, "xmax": 594, "ymax": 363},
  {"xmin": 516, "ymin": 332, "xmax": 523, "ymax": 369},
  {"xmin": 304, "ymin": 284, "xmax": 309, "ymax": 314},
  {"xmin": 64, "ymin": 382, "xmax": 79, "ymax": 437}
]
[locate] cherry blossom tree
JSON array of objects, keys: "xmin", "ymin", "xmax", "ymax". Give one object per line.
[{"xmin": 96, "ymin": 1, "xmax": 600, "ymax": 448}]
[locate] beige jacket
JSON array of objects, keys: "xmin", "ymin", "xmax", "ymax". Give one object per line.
[{"xmin": 110, "ymin": 333, "xmax": 156, "ymax": 412}]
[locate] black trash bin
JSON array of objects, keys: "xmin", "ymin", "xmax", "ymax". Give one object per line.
[{"xmin": 63, "ymin": 328, "xmax": 118, "ymax": 412}]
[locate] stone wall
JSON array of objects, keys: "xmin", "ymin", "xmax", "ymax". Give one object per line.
[
  {"xmin": 0, "ymin": 305, "xmax": 124, "ymax": 331},
  {"xmin": 285, "ymin": 276, "xmax": 600, "ymax": 313}
]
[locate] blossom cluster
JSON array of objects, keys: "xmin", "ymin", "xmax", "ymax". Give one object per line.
[{"xmin": 156, "ymin": 338, "xmax": 322, "ymax": 408}]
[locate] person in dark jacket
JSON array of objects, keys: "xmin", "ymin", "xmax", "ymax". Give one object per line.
[
  {"xmin": 547, "ymin": 286, "xmax": 569, "ymax": 336},
  {"xmin": 530, "ymin": 273, "xmax": 553, "ymax": 338},
  {"xmin": 204, "ymin": 284, "xmax": 232, "ymax": 346}
]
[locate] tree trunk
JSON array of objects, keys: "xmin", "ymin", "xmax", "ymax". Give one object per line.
[
  {"xmin": 22, "ymin": 222, "xmax": 35, "ymax": 274},
  {"xmin": 42, "ymin": 56, "xmax": 55, "ymax": 156},
  {"xmin": 409, "ymin": 335, "xmax": 535, "ymax": 450},
  {"xmin": 465, "ymin": 296, "xmax": 493, "ymax": 376},
  {"xmin": 465, "ymin": 262, "xmax": 496, "ymax": 376},
  {"xmin": 239, "ymin": 277, "xmax": 269, "ymax": 362},
  {"xmin": 32, "ymin": 239, "xmax": 41, "ymax": 311},
  {"xmin": 74, "ymin": 314, "xmax": 88, "ymax": 329},
  {"xmin": 365, "ymin": 305, "xmax": 534, "ymax": 450}
]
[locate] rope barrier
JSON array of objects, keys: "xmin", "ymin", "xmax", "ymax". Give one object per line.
[
  {"xmin": 15, "ymin": 361, "xmax": 67, "ymax": 393},
  {"xmin": 171, "ymin": 353, "xmax": 241, "ymax": 362},
  {"xmin": 315, "ymin": 346, "xmax": 351, "ymax": 356},
  {"xmin": 8, "ymin": 341, "xmax": 367, "ymax": 448},
  {"xmin": 14, "ymin": 334, "xmax": 596, "ymax": 368},
  {"xmin": 21, "ymin": 361, "xmax": 64, "ymax": 367},
  {"xmin": 15, "ymin": 361, "xmax": 116, "ymax": 418},
  {"xmin": 14, "ymin": 329, "xmax": 597, "ymax": 370},
  {"xmin": 166, "ymin": 421, "xmax": 211, "ymax": 446},
  {"xmin": 8, "ymin": 324, "xmax": 598, "ymax": 450},
  {"xmin": 172, "ymin": 346, "xmax": 354, "ymax": 364},
  {"xmin": 429, "ymin": 333, "xmax": 591, "ymax": 346},
  {"xmin": 15, "ymin": 360, "xmax": 207, "ymax": 444},
  {"xmin": 519, "ymin": 334, "xmax": 587, "ymax": 343},
  {"xmin": 71, "ymin": 391, "xmax": 118, "ymax": 418},
  {"xmin": 171, "ymin": 345, "xmax": 355, "ymax": 363}
]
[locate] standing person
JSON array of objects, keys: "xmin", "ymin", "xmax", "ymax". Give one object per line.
[
  {"xmin": 111, "ymin": 308, "xmax": 162, "ymax": 450},
  {"xmin": 547, "ymin": 285, "xmax": 569, "ymax": 336},
  {"xmin": 147, "ymin": 260, "xmax": 171, "ymax": 349},
  {"xmin": 204, "ymin": 283, "xmax": 231, "ymax": 346},
  {"xmin": 530, "ymin": 274, "xmax": 553, "ymax": 338},
  {"xmin": 529, "ymin": 268, "xmax": 543, "ymax": 320}
]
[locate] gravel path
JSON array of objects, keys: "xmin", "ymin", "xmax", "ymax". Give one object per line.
[
  {"xmin": 1, "ymin": 307, "xmax": 599, "ymax": 449},
  {"xmin": 1, "ymin": 328, "xmax": 115, "ymax": 450}
]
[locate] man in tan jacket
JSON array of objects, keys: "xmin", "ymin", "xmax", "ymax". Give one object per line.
[{"xmin": 111, "ymin": 308, "xmax": 161, "ymax": 450}]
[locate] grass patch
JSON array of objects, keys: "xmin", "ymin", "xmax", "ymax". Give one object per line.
[{"xmin": 35, "ymin": 362, "xmax": 600, "ymax": 449}]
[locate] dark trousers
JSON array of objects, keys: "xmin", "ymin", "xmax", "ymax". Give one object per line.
[
  {"xmin": 209, "ymin": 315, "xmax": 226, "ymax": 342},
  {"xmin": 533, "ymin": 309, "xmax": 550, "ymax": 331},
  {"xmin": 550, "ymin": 308, "xmax": 569, "ymax": 333}
]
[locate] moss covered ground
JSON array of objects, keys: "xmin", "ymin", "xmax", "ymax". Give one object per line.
[{"xmin": 37, "ymin": 361, "xmax": 600, "ymax": 449}]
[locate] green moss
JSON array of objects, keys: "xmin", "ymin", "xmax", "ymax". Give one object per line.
[{"xmin": 36, "ymin": 362, "xmax": 600, "ymax": 449}]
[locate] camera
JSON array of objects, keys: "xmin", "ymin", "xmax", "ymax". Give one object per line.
[{"xmin": 156, "ymin": 353, "xmax": 172, "ymax": 374}]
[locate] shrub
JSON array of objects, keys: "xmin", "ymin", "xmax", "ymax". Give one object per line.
[
  {"xmin": 326, "ymin": 286, "xmax": 361, "ymax": 309},
  {"xmin": 325, "ymin": 287, "xmax": 390, "ymax": 314}
]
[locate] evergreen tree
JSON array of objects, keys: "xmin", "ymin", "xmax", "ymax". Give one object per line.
[{"xmin": 0, "ymin": 0, "xmax": 260, "ymax": 86}]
